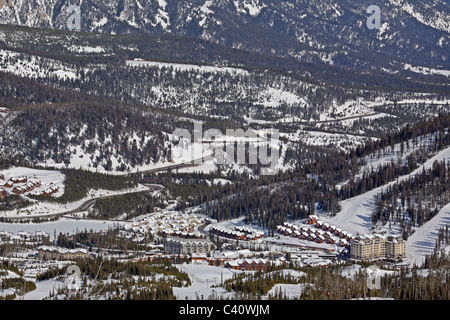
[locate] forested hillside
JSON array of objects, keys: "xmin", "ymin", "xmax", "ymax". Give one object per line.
[{"xmin": 0, "ymin": 0, "xmax": 448, "ymax": 75}]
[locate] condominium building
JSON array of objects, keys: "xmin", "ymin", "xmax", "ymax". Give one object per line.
[
  {"xmin": 38, "ymin": 246, "xmax": 89, "ymax": 261},
  {"xmin": 163, "ymin": 236, "xmax": 214, "ymax": 256},
  {"xmin": 350, "ymin": 234, "xmax": 406, "ymax": 262}
]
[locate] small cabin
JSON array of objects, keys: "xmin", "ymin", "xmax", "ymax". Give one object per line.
[
  {"xmin": 308, "ymin": 215, "xmax": 318, "ymax": 225},
  {"xmin": 4, "ymin": 180, "xmax": 13, "ymax": 188}
]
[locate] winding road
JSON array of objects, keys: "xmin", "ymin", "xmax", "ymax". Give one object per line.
[
  {"xmin": 129, "ymin": 154, "xmax": 214, "ymax": 175},
  {"xmin": 4, "ymin": 184, "xmax": 164, "ymax": 221},
  {"xmin": 4, "ymin": 153, "xmax": 213, "ymax": 221}
]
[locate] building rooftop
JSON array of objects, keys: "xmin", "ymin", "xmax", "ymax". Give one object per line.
[{"xmin": 38, "ymin": 246, "xmax": 88, "ymax": 254}]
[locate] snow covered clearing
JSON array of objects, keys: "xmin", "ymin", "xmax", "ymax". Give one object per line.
[
  {"xmin": 65, "ymin": 45, "xmax": 106, "ymax": 54},
  {"xmin": 404, "ymin": 63, "xmax": 450, "ymax": 77},
  {"xmin": 283, "ymin": 130, "xmax": 371, "ymax": 151},
  {"xmin": 256, "ymin": 87, "xmax": 307, "ymax": 108},
  {"xmin": 126, "ymin": 60, "xmax": 248, "ymax": 76},
  {"xmin": 319, "ymin": 99, "xmax": 375, "ymax": 122},
  {"xmin": 265, "ymin": 283, "xmax": 309, "ymax": 299},
  {"xmin": 174, "ymin": 263, "xmax": 238, "ymax": 300},
  {"xmin": 0, "ymin": 218, "xmax": 124, "ymax": 240},
  {"xmin": 21, "ymin": 279, "xmax": 63, "ymax": 300},
  {"xmin": 340, "ymin": 264, "xmax": 397, "ymax": 279},
  {"xmin": 356, "ymin": 131, "xmax": 447, "ymax": 180},
  {"xmin": 0, "ymin": 49, "xmax": 78, "ymax": 80}
]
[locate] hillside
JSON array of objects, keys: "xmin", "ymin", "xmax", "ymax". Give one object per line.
[
  {"xmin": 0, "ymin": 2, "xmax": 449, "ymax": 298},
  {"xmin": 0, "ymin": 0, "xmax": 448, "ymax": 74}
]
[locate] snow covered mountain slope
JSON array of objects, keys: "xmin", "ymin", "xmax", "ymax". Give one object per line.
[
  {"xmin": 406, "ymin": 202, "xmax": 450, "ymax": 266},
  {"xmin": 0, "ymin": 0, "xmax": 448, "ymax": 72}
]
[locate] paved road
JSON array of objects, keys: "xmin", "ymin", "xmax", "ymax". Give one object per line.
[
  {"xmin": 129, "ymin": 154, "xmax": 214, "ymax": 175},
  {"xmin": 256, "ymin": 102, "xmax": 449, "ymax": 127},
  {"xmin": 4, "ymin": 153, "xmax": 214, "ymax": 222},
  {"xmin": 4, "ymin": 184, "xmax": 164, "ymax": 221},
  {"xmin": 65, "ymin": 183, "xmax": 165, "ymax": 216},
  {"xmin": 3, "ymin": 150, "xmax": 215, "ymax": 221}
]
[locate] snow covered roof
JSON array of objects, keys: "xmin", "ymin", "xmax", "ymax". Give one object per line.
[{"xmin": 38, "ymin": 246, "xmax": 87, "ymax": 254}]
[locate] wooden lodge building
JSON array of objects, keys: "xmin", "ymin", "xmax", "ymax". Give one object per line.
[
  {"xmin": 224, "ymin": 258, "xmax": 286, "ymax": 271},
  {"xmin": 38, "ymin": 246, "xmax": 89, "ymax": 261}
]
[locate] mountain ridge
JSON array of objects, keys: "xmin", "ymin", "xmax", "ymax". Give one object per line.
[{"xmin": 0, "ymin": 0, "xmax": 448, "ymax": 72}]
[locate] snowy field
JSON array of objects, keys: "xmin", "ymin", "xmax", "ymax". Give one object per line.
[
  {"xmin": 403, "ymin": 63, "xmax": 450, "ymax": 77},
  {"xmin": 36, "ymin": 134, "xmax": 212, "ymax": 176},
  {"xmin": 65, "ymin": 45, "xmax": 106, "ymax": 53},
  {"xmin": 340, "ymin": 264, "xmax": 397, "ymax": 279},
  {"xmin": 0, "ymin": 49, "xmax": 78, "ymax": 80},
  {"xmin": 21, "ymin": 279, "xmax": 63, "ymax": 300},
  {"xmin": 173, "ymin": 263, "xmax": 239, "ymax": 300},
  {"xmin": 256, "ymin": 87, "xmax": 307, "ymax": 108},
  {"xmin": 126, "ymin": 60, "xmax": 249, "ymax": 76},
  {"xmin": 282, "ymin": 130, "xmax": 372, "ymax": 151},
  {"xmin": 173, "ymin": 263, "xmax": 308, "ymax": 300},
  {"xmin": 319, "ymin": 99, "xmax": 375, "ymax": 122},
  {"xmin": 0, "ymin": 217, "xmax": 124, "ymax": 240}
]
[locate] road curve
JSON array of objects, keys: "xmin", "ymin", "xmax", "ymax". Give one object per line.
[
  {"xmin": 128, "ymin": 154, "xmax": 214, "ymax": 175},
  {"xmin": 3, "ymin": 184, "xmax": 164, "ymax": 221},
  {"xmin": 3, "ymin": 154, "xmax": 213, "ymax": 221},
  {"xmin": 2, "ymin": 139, "xmax": 261, "ymax": 221}
]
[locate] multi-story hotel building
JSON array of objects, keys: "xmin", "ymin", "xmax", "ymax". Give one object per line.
[
  {"xmin": 163, "ymin": 236, "xmax": 214, "ymax": 256},
  {"xmin": 350, "ymin": 234, "xmax": 406, "ymax": 262}
]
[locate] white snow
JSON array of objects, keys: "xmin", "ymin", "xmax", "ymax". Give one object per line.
[
  {"xmin": 319, "ymin": 145, "xmax": 450, "ymax": 236},
  {"xmin": 406, "ymin": 202, "xmax": 450, "ymax": 266},
  {"xmin": 0, "ymin": 218, "xmax": 124, "ymax": 241},
  {"xmin": 0, "ymin": 173, "xmax": 149, "ymax": 219},
  {"xmin": 1, "ymin": 166, "xmax": 66, "ymax": 198},
  {"xmin": 65, "ymin": 45, "xmax": 105, "ymax": 54},
  {"xmin": 174, "ymin": 263, "xmax": 239, "ymax": 300},
  {"xmin": 126, "ymin": 60, "xmax": 248, "ymax": 76},
  {"xmin": 0, "ymin": 49, "xmax": 79, "ymax": 80},
  {"xmin": 403, "ymin": 63, "xmax": 450, "ymax": 77},
  {"xmin": 234, "ymin": 0, "xmax": 266, "ymax": 17},
  {"xmin": 257, "ymin": 87, "xmax": 307, "ymax": 108},
  {"xmin": 266, "ymin": 283, "xmax": 309, "ymax": 299},
  {"xmin": 283, "ymin": 130, "xmax": 371, "ymax": 151},
  {"xmin": 93, "ymin": 17, "xmax": 108, "ymax": 29},
  {"xmin": 21, "ymin": 279, "xmax": 64, "ymax": 300},
  {"xmin": 154, "ymin": 0, "xmax": 170, "ymax": 30},
  {"xmin": 388, "ymin": 0, "xmax": 450, "ymax": 33}
]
